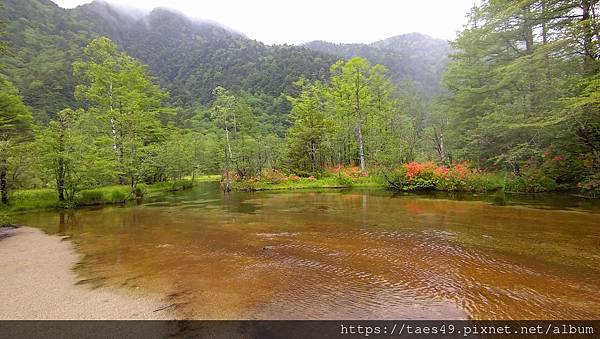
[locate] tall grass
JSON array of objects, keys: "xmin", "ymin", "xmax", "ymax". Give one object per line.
[
  {"xmin": 5, "ymin": 189, "xmax": 59, "ymax": 212},
  {"xmin": 233, "ymin": 174, "xmax": 384, "ymax": 191},
  {"xmin": 3, "ymin": 178, "xmax": 206, "ymax": 213},
  {"xmin": 75, "ymin": 186, "xmax": 130, "ymax": 205}
]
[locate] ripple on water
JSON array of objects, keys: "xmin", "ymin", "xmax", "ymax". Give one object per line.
[{"xmin": 15, "ymin": 188, "xmax": 600, "ymax": 319}]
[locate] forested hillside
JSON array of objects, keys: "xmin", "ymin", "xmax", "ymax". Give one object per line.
[
  {"xmin": 0, "ymin": 0, "xmax": 337, "ymax": 124},
  {"xmin": 73, "ymin": 2, "xmax": 338, "ymax": 106},
  {"xmin": 0, "ymin": 0, "xmax": 452, "ymax": 124},
  {"xmin": 304, "ymin": 33, "xmax": 450, "ymax": 96},
  {"xmin": 0, "ymin": 0, "xmax": 598, "ymax": 211}
]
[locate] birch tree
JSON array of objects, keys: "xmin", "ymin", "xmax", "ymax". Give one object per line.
[{"xmin": 330, "ymin": 58, "xmax": 372, "ymax": 175}]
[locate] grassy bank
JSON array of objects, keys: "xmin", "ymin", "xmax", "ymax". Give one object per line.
[
  {"xmin": 232, "ymin": 174, "xmax": 384, "ymax": 191},
  {"xmin": 231, "ymin": 165, "xmax": 501, "ymax": 192},
  {"xmin": 1, "ymin": 175, "xmax": 221, "ymax": 214},
  {"xmin": 231, "ymin": 163, "xmax": 579, "ymax": 195}
]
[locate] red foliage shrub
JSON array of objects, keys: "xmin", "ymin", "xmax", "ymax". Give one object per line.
[
  {"xmin": 391, "ymin": 161, "xmax": 497, "ymax": 192},
  {"xmin": 404, "ymin": 161, "xmax": 448, "ymax": 179}
]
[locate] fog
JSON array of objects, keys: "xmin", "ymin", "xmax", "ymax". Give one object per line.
[{"xmin": 52, "ymin": 0, "xmax": 479, "ymax": 45}]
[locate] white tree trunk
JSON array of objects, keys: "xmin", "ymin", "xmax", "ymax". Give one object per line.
[
  {"xmin": 225, "ymin": 125, "xmax": 233, "ymax": 161},
  {"xmin": 355, "ymin": 69, "xmax": 366, "ymax": 175},
  {"xmin": 109, "ymin": 80, "xmax": 117, "ymax": 153}
]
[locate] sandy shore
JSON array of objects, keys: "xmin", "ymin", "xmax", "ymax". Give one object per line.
[{"xmin": 0, "ymin": 227, "xmax": 172, "ymax": 320}]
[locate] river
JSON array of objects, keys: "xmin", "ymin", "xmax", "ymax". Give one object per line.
[{"xmin": 16, "ymin": 182, "xmax": 600, "ymax": 319}]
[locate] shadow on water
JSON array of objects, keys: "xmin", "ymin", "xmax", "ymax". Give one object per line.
[
  {"xmin": 385, "ymin": 189, "xmax": 600, "ymax": 212},
  {"xmin": 16, "ymin": 181, "xmax": 600, "ymax": 320},
  {"xmin": 140, "ymin": 181, "xmax": 264, "ymax": 214}
]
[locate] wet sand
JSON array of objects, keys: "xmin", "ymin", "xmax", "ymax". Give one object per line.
[{"xmin": 0, "ymin": 227, "xmax": 173, "ymax": 320}]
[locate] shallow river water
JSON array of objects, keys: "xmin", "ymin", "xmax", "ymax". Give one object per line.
[{"xmin": 17, "ymin": 182, "xmax": 600, "ymax": 319}]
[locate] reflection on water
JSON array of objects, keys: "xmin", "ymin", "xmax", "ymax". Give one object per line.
[{"xmin": 18, "ymin": 182, "xmax": 600, "ymax": 319}]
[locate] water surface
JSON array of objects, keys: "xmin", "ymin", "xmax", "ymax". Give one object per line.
[{"xmin": 18, "ymin": 183, "xmax": 600, "ymax": 319}]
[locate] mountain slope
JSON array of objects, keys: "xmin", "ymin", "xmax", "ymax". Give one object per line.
[
  {"xmin": 0, "ymin": 0, "xmax": 95, "ymax": 120},
  {"xmin": 304, "ymin": 33, "xmax": 450, "ymax": 96},
  {"xmin": 1, "ymin": 0, "xmax": 449, "ymax": 124},
  {"xmin": 72, "ymin": 2, "xmax": 337, "ymax": 105},
  {"xmin": 0, "ymin": 0, "xmax": 336, "ymax": 122}
]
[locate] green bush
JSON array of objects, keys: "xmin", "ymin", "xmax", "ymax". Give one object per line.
[
  {"xmin": 132, "ymin": 185, "xmax": 145, "ymax": 198},
  {"xmin": 7, "ymin": 189, "xmax": 58, "ymax": 211},
  {"xmin": 390, "ymin": 163, "xmax": 440, "ymax": 191},
  {"xmin": 0, "ymin": 212, "xmax": 16, "ymax": 227},
  {"xmin": 75, "ymin": 186, "xmax": 133, "ymax": 204},
  {"xmin": 438, "ymin": 172, "xmax": 503, "ymax": 192},
  {"xmin": 4, "ymin": 180, "xmax": 202, "ymax": 212},
  {"xmin": 408, "ymin": 172, "xmax": 439, "ymax": 190},
  {"xmin": 77, "ymin": 190, "xmax": 105, "ymax": 205},
  {"xmin": 578, "ymin": 172, "xmax": 600, "ymax": 198},
  {"xmin": 169, "ymin": 179, "xmax": 194, "ymax": 191},
  {"xmin": 335, "ymin": 175, "xmax": 353, "ymax": 187},
  {"xmin": 504, "ymin": 171, "xmax": 558, "ymax": 193},
  {"xmin": 109, "ymin": 188, "xmax": 127, "ymax": 202}
]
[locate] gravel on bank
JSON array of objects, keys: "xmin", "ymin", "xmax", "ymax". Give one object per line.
[{"xmin": 0, "ymin": 227, "xmax": 172, "ymax": 320}]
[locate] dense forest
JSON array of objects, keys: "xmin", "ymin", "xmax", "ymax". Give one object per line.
[
  {"xmin": 0, "ymin": 0, "xmax": 599, "ymax": 208},
  {"xmin": 304, "ymin": 33, "xmax": 450, "ymax": 97}
]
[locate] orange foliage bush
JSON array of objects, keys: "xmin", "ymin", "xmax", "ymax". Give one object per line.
[{"xmin": 324, "ymin": 166, "xmax": 368, "ymax": 177}]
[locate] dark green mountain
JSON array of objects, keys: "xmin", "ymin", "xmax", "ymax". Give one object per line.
[
  {"xmin": 72, "ymin": 1, "xmax": 336, "ymax": 106},
  {"xmin": 0, "ymin": 0, "xmax": 335, "ymax": 122},
  {"xmin": 1, "ymin": 0, "xmax": 91, "ymax": 121},
  {"xmin": 0, "ymin": 0, "xmax": 449, "ymax": 123}
]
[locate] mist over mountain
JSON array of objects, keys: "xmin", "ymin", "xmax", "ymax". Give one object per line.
[
  {"xmin": 304, "ymin": 33, "xmax": 450, "ymax": 96},
  {"xmin": 0, "ymin": 0, "xmax": 449, "ymax": 123}
]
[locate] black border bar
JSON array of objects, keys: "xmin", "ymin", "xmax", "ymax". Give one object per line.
[{"xmin": 0, "ymin": 320, "xmax": 598, "ymax": 339}]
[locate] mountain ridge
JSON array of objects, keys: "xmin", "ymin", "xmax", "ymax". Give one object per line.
[{"xmin": 1, "ymin": 0, "xmax": 449, "ymax": 123}]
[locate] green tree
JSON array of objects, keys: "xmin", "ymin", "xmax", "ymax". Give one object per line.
[
  {"xmin": 153, "ymin": 129, "xmax": 197, "ymax": 182},
  {"xmin": 49, "ymin": 109, "xmax": 77, "ymax": 201},
  {"xmin": 329, "ymin": 58, "xmax": 402, "ymax": 173},
  {"xmin": 330, "ymin": 57, "xmax": 372, "ymax": 175},
  {"xmin": 210, "ymin": 86, "xmax": 257, "ymax": 180},
  {"xmin": 286, "ymin": 79, "xmax": 332, "ymax": 174},
  {"xmin": 40, "ymin": 108, "xmax": 115, "ymax": 202},
  {"xmin": 568, "ymin": 72, "xmax": 600, "ymax": 188},
  {"xmin": 74, "ymin": 37, "xmax": 168, "ymax": 189},
  {"xmin": 0, "ymin": 78, "xmax": 32, "ymax": 204},
  {"xmin": 0, "ymin": 3, "xmax": 6, "ymax": 57},
  {"xmin": 444, "ymin": 0, "xmax": 599, "ymax": 173},
  {"xmin": 211, "ymin": 86, "xmax": 237, "ymax": 185},
  {"xmin": 364, "ymin": 64, "xmax": 411, "ymax": 168}
]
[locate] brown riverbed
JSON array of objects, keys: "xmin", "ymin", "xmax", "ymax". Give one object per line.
[{"xmin": 12, "ymin": 183, "xmax": 600, "ymax": 319}]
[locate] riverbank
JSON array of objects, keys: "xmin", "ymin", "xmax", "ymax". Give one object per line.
[
  {"xmin": 231, "ymin": 163, "xmax": 597, "ymax": 197},
  {"xmin": 0, "ymin": 226, "xmax": 174, "ymax": 319},
  {"xmin": 1, "ymin": 175, "xmax": 221, "ymax": 214},
  {"xmin": 232, "ymin": 175, "xmax": 384, "ymax": 191}
]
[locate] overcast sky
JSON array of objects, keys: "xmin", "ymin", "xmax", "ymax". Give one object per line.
[{"xmin": 52, "ymin": 0, "xmax": 478, "ymax": 45}]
